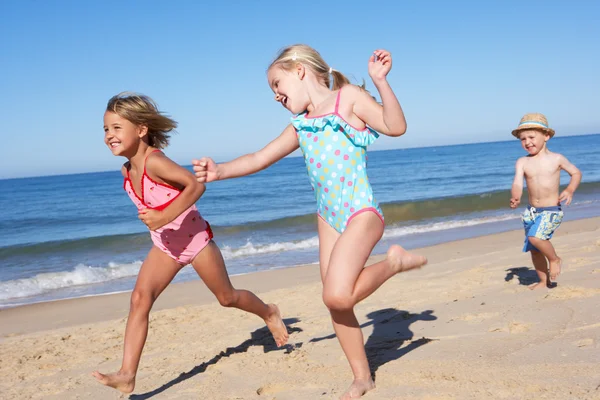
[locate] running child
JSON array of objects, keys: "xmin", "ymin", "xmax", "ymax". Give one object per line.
[
  {"xmin": 510, "ymin": 113, "xmax": 582, "ymax": 289},
  {"xmin": 192, "ymin": 45, "xmax": 427, "ymax": 399},
  {"xmin": 93, "ymin": 92, "xmax": 288, "ymax": 394}
]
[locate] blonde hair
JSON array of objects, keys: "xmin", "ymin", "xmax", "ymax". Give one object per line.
[
  {"xmin": 269, "ymin": 44, "xmax": 355, "ymax": 90},
  {"xmin": 106, "ymin": 92, "xmax": 177, "ymax": 149}
]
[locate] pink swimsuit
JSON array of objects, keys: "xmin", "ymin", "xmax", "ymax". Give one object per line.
[{"xmin": 124, "ymin": 150, "xmax": 213, "ymax": 265}]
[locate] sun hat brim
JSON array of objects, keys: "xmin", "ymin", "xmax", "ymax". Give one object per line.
[{"xmin": 511, "ymin": 125, "xmax": 555, "ymax": 139}]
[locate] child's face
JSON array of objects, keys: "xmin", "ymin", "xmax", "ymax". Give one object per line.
[
  {"xmin": 267, "ymin": 65, "xmax": 309, "ymax": 114},
  {"xmin": 519, "ymin": 129, "xmax": 549, "ymax": 155},
  {"xmin": 103, "ymin": 111, "xmax": 146, "ymax": 157}
]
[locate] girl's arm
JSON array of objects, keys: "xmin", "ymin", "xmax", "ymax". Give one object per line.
[
  {"xmin": 353, "ymin": 49, "xmax": 407, "ymax": 137},
  {"xmin": 193, "ymin": 124, "xmax": 299, "ymax": 182},
  {"xmin": 140, "ymin": 152, "xmax": 205, "ymax": 231}
]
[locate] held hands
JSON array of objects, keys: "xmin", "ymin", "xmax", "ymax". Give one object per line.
[
  {"xmin": 510, "ymin": 197, "xmax": 520, "ymax": 209},
  {"xmin": 559, "ymin": 189, "xmax": 573, "ymax": 206},
  {"xmin": 192, "ymin": 157, "xmax": 219, "ymax": 183},
  {"xmin": 369, "ymin": 49, "xmax": 392, "ymax": 82},
  {"xmin": 138, "ymin": 208, "xmax": 168, "ymax": 231}
]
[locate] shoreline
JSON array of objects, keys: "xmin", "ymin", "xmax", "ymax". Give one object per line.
[
  {"xmin": 2, "ymin": 216, "xmax": 598, "ymax": 338},
  {"xmin": 3, "ymin": 204, "xmax": 599, "ymax": 312}
]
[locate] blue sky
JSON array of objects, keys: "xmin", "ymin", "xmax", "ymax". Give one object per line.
[{"xmin": 1, "ymin": 0, "xmax": 599, "ymax": 179}]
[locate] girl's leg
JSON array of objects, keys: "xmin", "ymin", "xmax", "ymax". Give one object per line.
[
  {"xmin": 92, "ymin": 246, "xmax": 183, "ymax": 393},
  {"xmin": 318, "ymin": 213, "xmax": 426, "ymax": 399},
  {"xmin": 190, "ymin": 241, "xmax": 289, "ymax": 347},
  {"xmin": 318, "ymin": 216, "xmax": 376, "ymax": 399},
  {"xmin": 323, "ymin": 212, "xmax": 427, "ymax": 311}
]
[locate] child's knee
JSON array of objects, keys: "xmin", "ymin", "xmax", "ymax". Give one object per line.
[
  {"xmin": 322, "ymin": 290, "xmax": 353, "ymax": 311},
  {"xmin": 216, "ymin": 290, "xmax": 238, "ymax": 307},
  {"xmin": 130, "ymin": 290, "xmax": 155, "ymax": 312}
]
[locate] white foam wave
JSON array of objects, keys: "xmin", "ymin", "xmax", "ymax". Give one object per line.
[
  {"xmin": 0, "ymin": 213, "xmax": 520, "ymax": 302},
  {"xmin": 221, "ymin": 213, "xmax": 519, "ymax": 259},
  {"xmin": 221, "ymin": 236, "xmax": 320, "ymax": 259},
  {"xmin": 0, "ymin": 261, "xmax": 142, "ymax": 301},
  {"xmin": 383, "ymin": 213, "xmax": 519, "ymax": 238}
]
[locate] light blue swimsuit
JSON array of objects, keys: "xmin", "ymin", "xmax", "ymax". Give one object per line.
[{"xmin": 291, "ymin": 88, "xmax": 384, "ymax": 233}]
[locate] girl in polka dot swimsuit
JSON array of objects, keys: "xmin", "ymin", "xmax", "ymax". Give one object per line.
[
  {"xmin": 292, "ymin": 87, "xmax": 383, "ymax": 233},
  {"xmin": 193, "ymin": 45, "xmax": 428, "ymax": 399},
  {"xmin": 94, "ymin": 92, "xmax": 288, "ymax": 395}
]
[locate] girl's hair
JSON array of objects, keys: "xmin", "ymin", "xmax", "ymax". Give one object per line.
[
  {"xmin": 106, "ymin": 92, "xmax": 177, "ymax": 149},
  {"xmin": 269, "ymin": 44, "xmax": 355, "ymax": 90}
]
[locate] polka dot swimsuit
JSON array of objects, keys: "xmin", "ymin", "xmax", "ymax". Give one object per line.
[{"xmin": 291, "ymin": 88, "xmax": 384, "ymax": 233}]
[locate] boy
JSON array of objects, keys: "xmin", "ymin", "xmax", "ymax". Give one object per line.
[{"xmin": 510, "ymin": 113, "xmax": 582, "ymax": 289}]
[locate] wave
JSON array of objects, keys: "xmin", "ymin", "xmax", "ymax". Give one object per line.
[
  {"xmin": 220, "ymin": 212, "xmax": 520, "ymax": 259},
  {"xmin": 0, "ymin": 213, "xmax": 521, "ymax": 302},
  {"xmin": 2, "ymin": 181, "xmax": 599, "ymax": 258},
  {"xmin": 0, "ymin": 261, "xmax": 142, "ymax": 301}
]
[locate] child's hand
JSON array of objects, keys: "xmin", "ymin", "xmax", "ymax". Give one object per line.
[
  {"xmin": 369, "ymin": 49, "xmax": 392, "ymax": 82},
  {"xmin": 559, "ymin": 189, "xmax": 573, "ymax": 206},
  {"xmin": 192, "ymin": 157, "xmax": 219, "ymax": 183},
  {"xmin": 138, "ymin": 208, "xmax": 167, "ymax": 231},
  {"xmin": 510, "ymin": 197, "xmax": 520, "ymax": 209}
]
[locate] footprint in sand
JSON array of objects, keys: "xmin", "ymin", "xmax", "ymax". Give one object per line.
[
  {"xmin": 508, "ymin": 322, "xmax": 530, "ymax": 333},
  {"xmin": 545, "ymin": 286, "xmax": 600, "ymax": 300},
  {"xmin": 569, "ymin": 257, "xmax": 592, "ymax": 267},
  {"xmin": 488, "ymin": 321, "xmax": 530, "ymax": 334},
  {"xmin": 573, "ymin": 338, "xmax": 594, "ymax": 348},
  {"xmin": 457, "ymin": 312, "xmax": 499, "ymax": 323},
  {"xmin": 257, "ymin": 383, "xmax": 286, "ymax": 396}
]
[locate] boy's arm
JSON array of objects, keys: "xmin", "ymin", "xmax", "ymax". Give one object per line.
[
  {"xmin": 510, "ymin": 158, "xmax": 525, "ymax": 208},
  {"xmin": 140, "ymin": 153, "xmax": 205, "ymax": 231},
  {"xmin": 354, "ymin": 50, "xmax": 407, "ymax": 137},
  {"xmin": 558, "ymin": 154, "xmax": 582, "ymax": 206},
  {"xmin": 193, "ymin": 124, "xmax": 299, "ymax": 182}
]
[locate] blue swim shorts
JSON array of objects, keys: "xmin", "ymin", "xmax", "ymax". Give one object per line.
[{"xmin": 521, "ymin": 205, "xmax": 563, "ymax": 252}]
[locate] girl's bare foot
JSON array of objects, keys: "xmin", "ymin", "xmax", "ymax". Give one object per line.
[
  {"xmin": 91, "ymin": 370, "xmax": 135, "ymax": 394},
  {"xmin": 386, "ymin": 245, "xmax": 428, "ymax": 274},
  {"xmin": 340, "ymin": 378, "xmax": 375, "ymax": 399},
  {"xmin": 549, "ymin": 258, "xmax": 562, "ymax": 281},
  {"xmin": 264, "ymin": 304, "xmax": 289, "ymax": 347}
]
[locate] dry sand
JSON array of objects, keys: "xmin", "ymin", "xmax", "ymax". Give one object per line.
[{"xmin": 1, "ymin": 217, "xmax": 599, "ymax": 399}]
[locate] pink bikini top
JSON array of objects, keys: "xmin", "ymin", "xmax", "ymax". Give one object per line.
[{"xmin": 123, "ymin": 150, "xmax": 196, "ymax": 213}]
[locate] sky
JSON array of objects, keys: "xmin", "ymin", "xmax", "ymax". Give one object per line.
[{"xmin": 0, "ymin": 0, "xmax": 599, "ymax": 179}]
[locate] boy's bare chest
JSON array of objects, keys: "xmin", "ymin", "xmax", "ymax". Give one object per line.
[{"xmin": 523, "ymin": 159, "xmax": 559, "ymax": 179}]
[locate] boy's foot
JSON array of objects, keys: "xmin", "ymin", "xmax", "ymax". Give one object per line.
[
  {"xmin": 386, "ymin": 245, "xmax": 428, "ymax": 274},
  {"xmin": 340, "ymin": 378, "xmax": 375, "ymax": 399},
  {"xmin": 528, "ymin": 282, "xmax": 547, "ymax": 290},
  {"xmin": 549, "ymin": 258, "xmax": 562, "ymax": 281},
  {"xmin": 265, "ymin": 304, "xmax": 289, "ymax": 347},
  {"xmin": 91, "ymin": 370, "xmax": 135, "ymax": 394}
]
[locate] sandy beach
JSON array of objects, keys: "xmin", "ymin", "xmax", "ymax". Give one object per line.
[{"xmin": 1, "ymin": 217, "xmax": 599, "ymax": 400}]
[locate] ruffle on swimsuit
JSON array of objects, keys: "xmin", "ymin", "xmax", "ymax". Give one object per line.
[{"xmin": 291, "ymin": 88, "xmax": 384, "ymax": 233}]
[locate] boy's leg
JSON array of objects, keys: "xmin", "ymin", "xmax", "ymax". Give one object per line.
[
  {"xmin": 528, "ymin": 249, "xmax": 549, "ymax": 290},
  {"xmin": 527, "ymin": 237, "xmax": 561, "ymax": 281},
  {"xmin": 190, "ymin": 241, "xmax": 288, "ymax": 347},
  {"xmin": 92, "ymin": 246, "xmax": 183, "ymax": 393}
]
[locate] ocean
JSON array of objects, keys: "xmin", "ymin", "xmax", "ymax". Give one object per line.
[{"xmin": 1, "ymin": 134, "xmax": 599, "ymax": 308}]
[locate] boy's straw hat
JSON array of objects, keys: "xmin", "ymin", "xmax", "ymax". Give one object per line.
[{"xmin": 511, "ymin": 113, "xmax": 555, "ymax": 138}]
